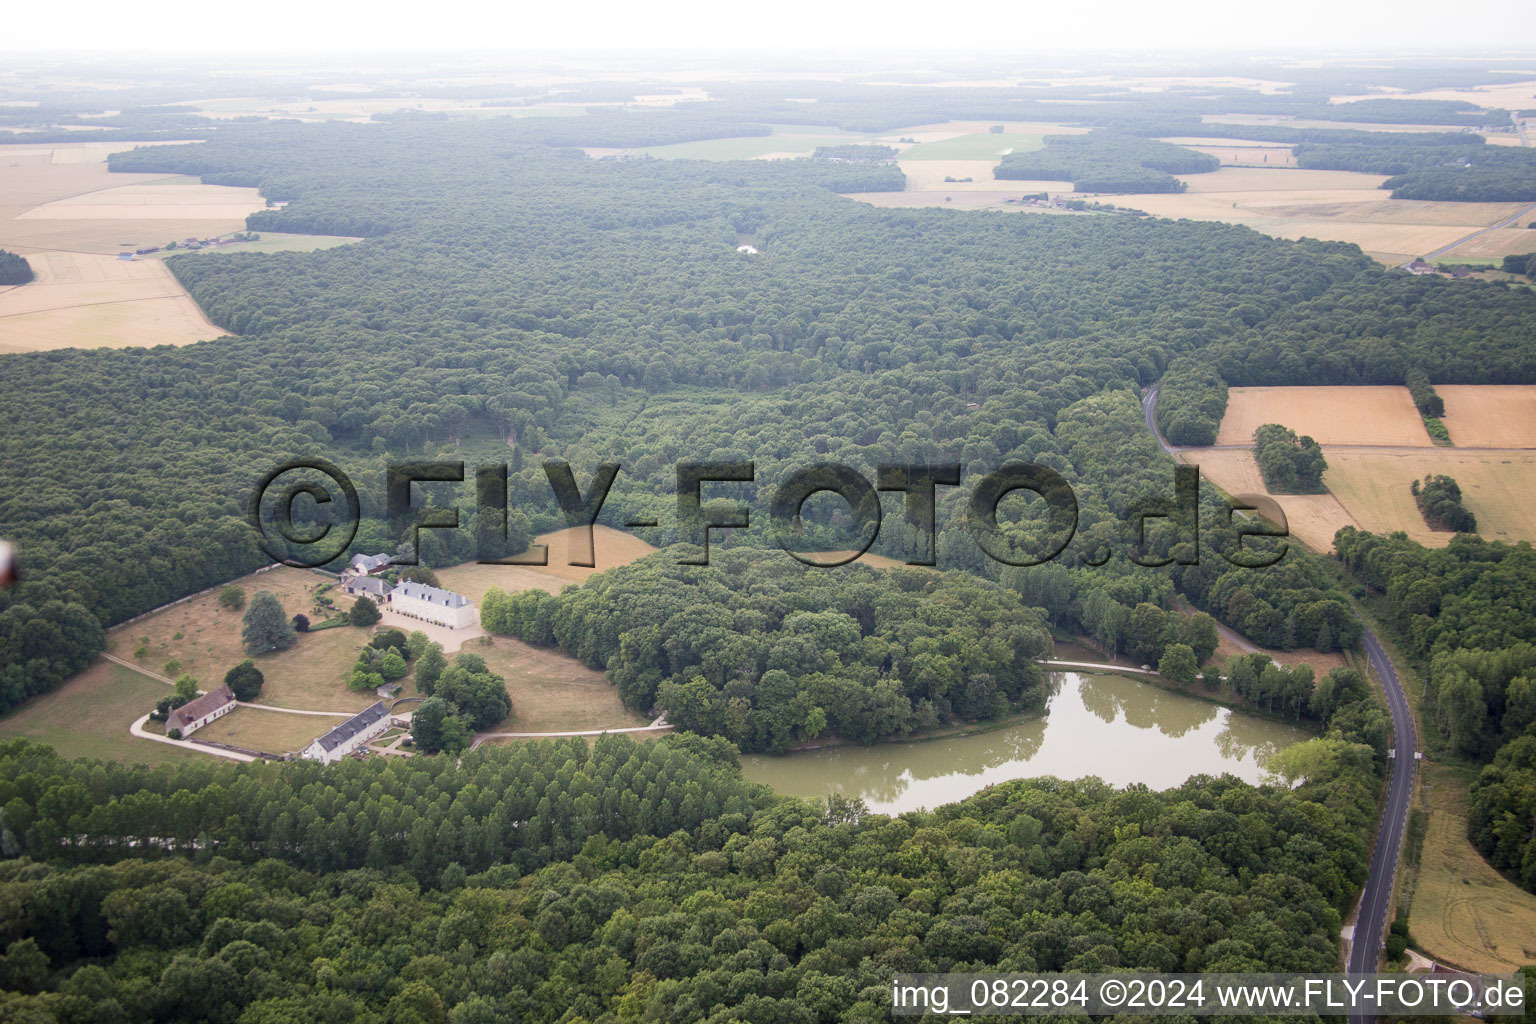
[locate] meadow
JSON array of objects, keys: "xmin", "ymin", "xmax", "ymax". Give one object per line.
[
  {"xmin": 1405, "ymin": 761, "xmax": 1536, "ymax": 973},
  {"xmin": 0, "ymin": 660, "xmax": 199, "ymax": 765},
  {"xmin": 467, "ymin": 635, "xmax": 650, "ymax": 733}
]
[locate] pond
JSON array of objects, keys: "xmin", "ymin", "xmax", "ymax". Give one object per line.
[{"xmin": 741, "ymin": 671, "xmax": 1313, "ymax": 814}]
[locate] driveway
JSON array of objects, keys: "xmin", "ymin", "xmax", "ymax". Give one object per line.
[{"xmin": 377, "ymin": 609, "xmax": 486, "ymax": 653}]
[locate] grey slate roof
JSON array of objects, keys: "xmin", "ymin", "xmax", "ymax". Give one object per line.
[
  {"xmin": 392, "ymin": 581, "xmax": 470, "ymax": 608},
  {"xmin": 312, "ymin": 701, "xmax": 390, "ymax": 753},
  {"xmin": 167, "ymin": 685, "xmax": 235, "ymax": 731},
  {"xmin": 346, "ymin": 576, "xmax": 393, "ymax": 598},
  {"xmin": 348, "ymin": 552, "xmax": 394, "ymax": 573}
]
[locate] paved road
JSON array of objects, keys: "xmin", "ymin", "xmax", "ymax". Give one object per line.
[
  {"xmin": 1415, "ymin": 199, "xmax": 1536, "ymax": 265},
  {"xmin": 1142, "ymin": 384, "xmax": 1419, "ymax": 995}
]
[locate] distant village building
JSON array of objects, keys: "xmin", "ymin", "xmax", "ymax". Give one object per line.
[
  {"xmin": 302, "ymin": 702, "xmax": 391, "ymax": 763},
  {"xmin": 166, "ymin": 685, "xmax": 236, "ymax": 737},
  {"xmin": 736, "ymin": 244, "xmax": 760, "ymax": 255},
  {"xmin": 388, "ymin": 581, "xmax": 477, "ymax": 630},
  {"xmin": 116, "ymin": 252, "xmax": 134, "ymax": 261},
  {"xmin": 1405, "ymin": 258, "xmax": 1436, "ymax": 276}
]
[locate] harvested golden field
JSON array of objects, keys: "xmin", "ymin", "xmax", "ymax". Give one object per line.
[
  {"xmin": 192, "ymin": 706, "xmax": 333, "ymax": 755},
  {"xmin": 1443, "ymin": 227, "xmax": 1536, "ymax": 260},
  {"xmin": 1180, "ymin": 144, "xmax": 1297, "ymax": 167},
  {"xmin": 896, "ymin": 159, "xmax": 1069, "ymax": 192},
  {"xmin": 0, "ymin": 660, "xmax": 200, "ymax": 766},
  {"xmin": 1407, "ymin": 761, "xmax": 1536, "ymax": 973},
  {"xmin": 1110, "ymin": 167, "xmax": 1524, "ymax": 264},
  {"xmin": 102, "ymin": 566, "xmax": 377, "ymax": 713},
  {"xmin": 0, "ymin": 142, "xmax": 273, "ymax": 351},
  {"xmin": 470, "ymin": 635, "xmax": 649, "ymax": 733},
  {"xmin": 1323, "ymin": 448, "xmax": 1536, "ymax": 546},
  {"xmin": 1177, "ymin": 448, "xmax": 1357, "ymax": 554},
  {"xmin": 1331, "ymin": 80, "xmax": 1536, "ymax": 111},
  {"xmin": 437, "ymin": 525, "xmax": 657, "ymax": 601},
  {"xmin": 1217, "ymin": 386, "xmax": 1431, "ymax": 447},
  {"xmin": 1436, "ymin": 385, "xmax": 1536, "ymax": 447},
  {"xmin": 0, "ymin": 249, "xmax": 222, "ymax": 352}
]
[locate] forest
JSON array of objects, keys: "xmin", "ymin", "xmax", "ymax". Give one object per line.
[
  {"xmin": 0, "ymin": 250, "xmax": 34, "ymax": 286},
  {"xmin": 1252, "ymin": 425, "xmax": 1327, "ymax": 494},
  {"xmin": 1412, "ymin": 474, "xmax": 1476, "ymax": 533},
  {"xmin": 1295, "ymin": 140, "xmax": 1536, "ymax": 202},
  {"xmin": 0, "ymin": 727, "xmax": 1382, "ymax": 1023}
]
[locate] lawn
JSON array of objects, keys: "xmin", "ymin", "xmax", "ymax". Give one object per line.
[
  {"xmin": 1405, "ymin": 761, "xmax": 1536, "ymax": 972},
  {"xmin": 0, "ymin": 660, "xmax": 199, "ymax": 766},
  {"xmin": 472, "ymin": 636, "xmax": 650, "ymax": 733},
  {"xmin": 191, "ymin": 707, "xmax": 333, "ymax": 755}
]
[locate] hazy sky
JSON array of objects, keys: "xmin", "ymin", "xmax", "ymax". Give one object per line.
[{"xmin": 7, "ymin": 0, "xmax": 1536, "ymax": 53}]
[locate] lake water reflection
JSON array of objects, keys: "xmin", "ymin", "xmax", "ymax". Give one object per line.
[{"xmin": 741, "ymin": 672, "xmax": 1313, "ymax": 814}]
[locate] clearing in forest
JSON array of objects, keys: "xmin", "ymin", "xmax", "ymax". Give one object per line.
[
  {"xmin": 438, "ymin": 525, "xmax": 657, "ymax": 600},
  {"xmin": 1435, "ymin": 385, "xmax": 1536, "ymax": 447},
  {"xmin": 1215, "ymin": 386, "xmax": 1431, "ymax": 447}
]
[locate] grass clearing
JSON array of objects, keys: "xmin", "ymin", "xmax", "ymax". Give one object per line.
[
  {"xmin": 438, "ymin": 525, "xmax": 656, "ymax": 600},
  {"xmin": 1406, "ymin": 761, "xmax": 1536, "ymax": 972},
  {"xmin": 0, "ymin": 660, "xmax": 200, "ymax": 765},
  {"xmin": 1436, "ymin": 385, "xmax": 1536, "ymax": 447},
  {"xmin": 471, "ymin": 636, "xmax": 649, "ymax": 733},
  {"xmin": 1216, "ymin": 386, "xmax": 1431, "ymax": 447},
  {"xmin": 191, "ymin": 706, "xmax": 332, "ymax": 754}
]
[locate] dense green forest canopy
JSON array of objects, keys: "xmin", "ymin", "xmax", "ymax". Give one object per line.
[
  {"xmin": 0, "ymin": 731, "xmax": 1380, "ymax": 1022},
  {"xmin": 6, "ymin": 113, "xmax": 1536, "ymax": 710},
  {"xmin": 993, "ymin": 132, "xmax": 1219, "ymax": 193}
]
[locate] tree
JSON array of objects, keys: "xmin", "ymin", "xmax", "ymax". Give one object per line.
[
  {"xmin": 291, "ymin": 613, "xmax": 310, "ymax": 633},
  {"xmin": 350, "ymin": 595, "xmax": 381, "ymax": 627},
  {"xmin": 406, "ymin": 631, "xmax": 432, "ymax": 659},
  {"xmin": 411, "ymin": 697, "xmax": 471, "ymax": 754},
  {"xmin": 379, "ymin": 652, "xmax": 408, "ymax": 681},
  {"xmin": 398, "ymin": 566, "xmax": 440, "ymax": 587},
  {"xmin": 174, "ymin": 675, "xmax": 199, "ymax": 701},
  {"xmin": 224, "ymin": 660, "xmax": 264, "ymax": 701},
  {"xmin": 415, "ymin": 644, "xmax": 446, "ymax": 694},
  {"xmin": 1158, "ymin": 643, "xmax": 1199, "ymax": 688},
  {"xmin": 242, "ymin": 591, "xmax": 297, "ymax": 656},
  {"xmin": 218, "ymin": 585, "xmax": 246, "ymax": 611},
  {"xmin": 1181, "ymin": 612, "xmax": 1220, "ymax": 664}
]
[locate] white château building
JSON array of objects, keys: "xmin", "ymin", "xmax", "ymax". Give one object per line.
[
  {"xmin": 387, "ymin": 581, "xmax": 478, "ymax": 630},
  {"xmin": 302, "ymin": 702, "xmax": 391, "ymax": 763}
]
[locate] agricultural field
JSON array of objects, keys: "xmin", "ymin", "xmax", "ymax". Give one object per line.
[
  {"xmin": 1323, "ymin": 448, "xmax": 1536, "ymax": 546},
  {"xmin": 191, "ymin": 706, "xmax": 333, "ymax": 755},
  {"xmin": 142, "ymin": 232, "xmax": 359, "ymax": 259},
  {"xmin": 1442, "ymin": 227, "xmax": 1536, "ymax": 260},
  {"xmin": 1159, "ymin": 138, "xmax": 1298, "ymax": 167},
  {"xmin": 897, "ymin": 131, "xmax": 1042, "ymax": 161},
  {"xmin": 1436, "ymin": 385, "xmax": 1536, "ymax": 447},
  {"xmin": 466, "ymin": 635, "xmax": 649, "ymax": 733},
  {"xmin": 0, "ymin": 660, "xmax": 199, "ymax": 765},
  {"xmin": 0, "ymin": 249, "xmax": 222, "ymax": 352},
  {"xmin": 842, "ymin": 190, "xmax": 1075, "ymax": 211},
  {"xmin": 0, "ymin": 144, "xmax": 326, "ymax": 351},
  {"xmin": 1109, "ymin": 165, "xmax": 1529, "ymax": 264},
  {"xmin": 1406, "ymin": 762, "xmax": 1536, "ymax": 973},
  {"xmin": 1178, "ymin": 447, "xmax": 1357, "ymax": 554},
  {"xmin": 102, "ymin": 565, "xmax": 378, "ymax": 713},
  {"xmin": 1216, "ymin": 386, "xmax": 1431, "ymax": 447}
]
